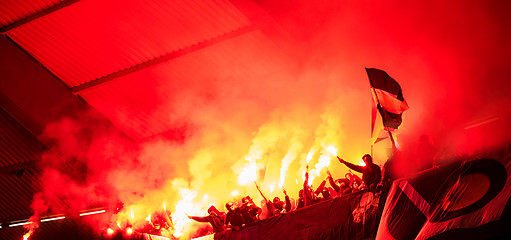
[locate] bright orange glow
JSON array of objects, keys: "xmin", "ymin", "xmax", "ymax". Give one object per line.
[
  {"xmin": 395, "ymin": 139, "xmax": 401, "ymax": 150},
  {"xmin": 306, "ymin": 150, "xmax": 315, "ymax": 163},
  {"xmin": 145, "ymin": 214, "xmax": 151, "ymax": 223},
  {"xmin": 22, "ymin": 232, "xmax": 30, "ymax": 240},
  {"xmin": 126, "ymin": 227, "xmax": 133, "ymax": 235},
  {"xmin": 171, "ymin": 186, "xmax": 202, "ymax": 238},
  {"xmin": 130, "ymin": 209, "xmax": 134, "ymax": 220},
  {"xmin": 231, "ymin": 190, "xmax": 239, "ymax": 197},
  {"xmin": 359, "ymin": 159, "xmax": 366, "ymax": 167},
  {"xmin": 279, "ymin": 143, "xmax": 302, "ymax": 188},
  {"xmin": 202, "ymin": 194, "xmax": 209, "ymax": 202},
  {"xmin": 238, "ymin": 162, "xmax": 259, "ymax": 185},
  {"xmin": 107, "ymin": 228, "xmax": 114, "ymax": 235},
  {"xmin": 307, "ymin": 153, "xmax": 332, "ymax": 185},
  {"xmin": 324, "ymin": 145, "xmax": 338, "ymax": 156}
]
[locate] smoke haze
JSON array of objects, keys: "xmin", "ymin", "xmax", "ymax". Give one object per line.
[{"xmin": 28, "ymin": 0, "xmax": 511, "ymax": 238}]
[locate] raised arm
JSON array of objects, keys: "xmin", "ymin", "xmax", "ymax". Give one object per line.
[
  {"xmin": 326, "ymin": 170, "xmax": 340, "ymax": 193},
  {"xmin": 255, "ymin": 182, "xmax": 268, "ymax": 203},
  {"xmin": 188, "ymin": 215, "xmax": 210, "ymax": 223},
  {"xmin": 283, "ymin": 189, "xmax": 292, "ymax": 212},
  {"xmin": 314, "ymin": 179, "xmax": 327, "ymax": 195},
  {"xmin": 303, "ymin": 166, "xmax": 314, "ymax": 206},
  {"xmin": 337, "ymin": 157, "xmax": 364, "ymax": 173}
]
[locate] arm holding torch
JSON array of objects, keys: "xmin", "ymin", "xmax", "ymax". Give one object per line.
[
  {"xmin": 254, "ymin": 181, "xmax": 268, "ymax": 203},
  {"xmin": 303, "ymin": 165, "xmax": 309, "ymax": 189},
  {"xmin": 337, "ymin": 156, "xmax": 364, "ymax": 173},
  {"xmin": 283, "ymin": 188, "xmax": 292, "ymax": 212},
  {"xmin": 302, "ymin": 165, "xmax": 314, "ymax": 206},
  {"xmin": 255, "ymin": 181, "xmax": 277, "ymax": 217},
  {"xmin": 326, "ymin": 170, "xmax": 341, "ymax": 193},
  {"xmin": 187, "ymin": 214, "xmax": 209, "ymax": 222}
]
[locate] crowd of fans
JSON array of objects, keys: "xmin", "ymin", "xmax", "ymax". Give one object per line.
[{"xmin": 187, "ymin": 153, "xmax": 386, "ymax": 234}]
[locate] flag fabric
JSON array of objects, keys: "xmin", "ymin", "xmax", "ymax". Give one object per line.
[
  {"xmin": 367, "ymin": 68, "xmax": 409, "ymax": 130},
  {"xmin": 376, "ymin": 148, "xmax": 511, "ymax": 240},
  {"xmin": 371, "ymin": 98, "xmax": 390, "ymax": 144}
]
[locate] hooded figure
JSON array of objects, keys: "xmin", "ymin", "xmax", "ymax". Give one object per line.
[
  {"xmin": 188, "ymin": 205, "xmax": 226, "ymax": 233},
  {"xmin": 338, "ymin": 154, "xmax": 382, "ymax": 190}
]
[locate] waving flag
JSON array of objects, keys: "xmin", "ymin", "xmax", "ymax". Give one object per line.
[{"xmin": 367, "ymin": 68, "xmax": 409, "ymax": 144}]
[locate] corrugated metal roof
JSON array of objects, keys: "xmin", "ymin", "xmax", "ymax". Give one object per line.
[
  {"xmin": 0, "ymin": 0, "xmax": 62, "ymax": 28},
  {"xmin": 6, "ymin": 0, "xmax": 252, "ymax": 88},
  {"xmin": 0, "ymin": 0, "xmax": 292, "ymax": 238},
  {"xmin": 78, "ymin": 30, "xmax": 291, "ymax": 139},
  {"xmin": 0, "ymin": 169, "xmax": 39, "ymax": 222}
]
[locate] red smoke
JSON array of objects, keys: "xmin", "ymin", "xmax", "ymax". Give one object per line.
[{"xmin": 27, "ymin": 0, "xmax": 511, "ymax": 238}]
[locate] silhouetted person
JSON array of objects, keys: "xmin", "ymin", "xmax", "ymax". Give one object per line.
[
  {"xmin": 326, "ymin": 170, "xmax": 349, "ymax": 197},
  {"xmin": 337, "ymin": 154, "xmax": 381, "ymax": 191},
  {"xmin": 273, "ymin": 188, "xmax": 292, "ymax": 214},
  {"xmin": 239, "ymin": 196, "xmax": 261, "ymax": 224},
  {"xmin": 256, "ymin": 182, "xmax": 276, "ymax": 218},
  {"xmin": 344, "ymin": 172, "xmax": 362, "ymax": 194},
  {"xmin": 225, "ymin": 202, "xmax": 244, "ymax": 231},
  {"xmin": 188, "ymin": 205, "xmax": 226, "ymax": 233},
  {"xmin": 302, "ymin": 165, "xmax": 316, "ymax": 207},
  {"xmin": 297, "ymin": 189, "xmax": 305, "ymax": 209}
]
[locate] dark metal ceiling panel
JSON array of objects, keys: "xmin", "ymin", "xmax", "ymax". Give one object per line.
[
  {"xmin": 0, "ymin": 107, "xmax": 43, "ymax": 233},
  {"xmin": 6, "ymin": 0, "xmax": 252, "ymax": 88},
  {"xmin": 78, "ymin": 30, "xmax": 292, "ymax": 139},
  {"xmin": 0, "ymin": 226, "xmax": 25, "ymax": 240},
  {"xmin": 0, "ymin": 107, "xmax": 45, "ymax": 168},
  {"xmin": 0, "ymin": 170, "xmax": 39, "ymax": 222}
]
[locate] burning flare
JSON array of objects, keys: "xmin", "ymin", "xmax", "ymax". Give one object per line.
[
  {"xmin": 22, "ymin": 232, "xmax": 31, "ymax": 240},
  {"xmin": 170, "ymin": 186, "xmax": 201, "ymax": 238},
  {"xmin": 279, "ymin": 142, "xmax": 303, "ymax": 188},
  {"xmin": 324, "ymin": 145, "xmax": 338, "ymax": 156},
  {"xmin": 238, "ymin": 161, "xmax": 259, "ymax": 185}
]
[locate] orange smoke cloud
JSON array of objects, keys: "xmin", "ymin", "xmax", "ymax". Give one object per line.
[{"xmin": 26, "ymin": 0, "xmax": 511, "ymax": 238}]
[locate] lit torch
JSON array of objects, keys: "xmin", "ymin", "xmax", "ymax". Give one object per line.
[
  {"xmin": 22, "ymin": 220, "xmax": 38, "ymax": 240},
  {"xmin": 23, "ymin": 232, "xmax": 31, "ymax": 240},
  {"xmin": 130, "ymin": 209, "xmax": 135, "ymax": 220},
  {"xmin": 359, "ymin": 158, "xmax": 366, "ymax": 166},
  {"xmin": 238, "ymin": 162, "xmax": 259, "ymax": 186},
  {"xmin": 306, "ymin": 149, "xmax": 315, "ymax": 163},
  {"xmin": 307, "ymin": 152, "xmax": 332, "ymax": 186},
  {"xmin": 170, "ymin": 187, "xmax": 200, "ymax": 238},
  {"xmin": 324, "ymin": 145, "xmax": 338, "ymax": 157}
]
